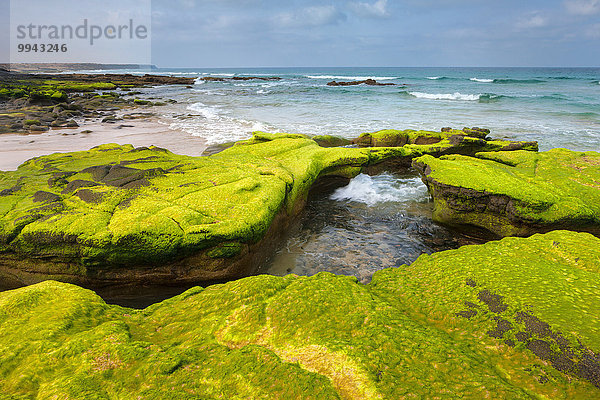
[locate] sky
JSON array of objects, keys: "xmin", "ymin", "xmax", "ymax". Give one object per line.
[
  {"xmin": 1, "ymin": 0, "xmax": 599, "ymax": 67},
  {"xmin": 151, "ymin": 0, "xmax": 600, "ymax": 67}
]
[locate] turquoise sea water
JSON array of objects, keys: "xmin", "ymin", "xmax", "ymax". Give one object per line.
[{"xmin": 111, "ymin": 66, "xmax": 600, "ymax": 151}]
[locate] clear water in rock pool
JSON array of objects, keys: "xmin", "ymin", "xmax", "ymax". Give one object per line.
[{"xmin": 260, "ymin": 172, "xmax": 490, "ymax": 283}]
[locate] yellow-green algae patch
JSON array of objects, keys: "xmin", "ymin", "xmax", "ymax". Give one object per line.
[
  {"xmin": 0, "ymin": 131, "xmax": 536, "ymax": 284},
  {"xmin": 0, "ymin": 231, "xmax": 598, "ymax": 398},
  {"xmin": 413, "ymin": 149, "xmax": 600, "ymax": 237}
]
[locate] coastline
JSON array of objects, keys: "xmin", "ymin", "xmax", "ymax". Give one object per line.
[
  {"xmin": 1, "ymin": 68, "xmax": 600, "ymax": 396},
  {"xmin": 0, "ymin": 108, "xmax": 208, "ymax": 171}
]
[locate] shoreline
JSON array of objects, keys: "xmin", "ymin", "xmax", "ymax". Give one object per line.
[{"xmin": 0, "ymin": 108, "xmax": 208, "ymax": 171}]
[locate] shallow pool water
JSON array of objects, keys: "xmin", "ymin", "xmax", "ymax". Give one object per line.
[{"xmin": 261, "ymin": 172, "xmax": 489, "ymax": 283}]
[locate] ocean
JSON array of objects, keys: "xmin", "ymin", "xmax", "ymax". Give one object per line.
[{"xmin": 103, "ymin": 66, "xmax": 600, "ymax": 151}]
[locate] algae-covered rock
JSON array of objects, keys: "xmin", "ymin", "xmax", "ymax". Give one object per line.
[
  {"xmin": 312, "ymin": 135, "xmax": 352, "ymax": 148},
  {"xmin": 0, "ymin": 231, "xmax": 598, "ymax": 398},
  {"xmin": 352, "ymin": 128, "xmax": 535, "ymax": 150},
  {"xmin": 0, "ymin": 131, "xmax": 536, "ymax": 285},
  {"xmin": 413, "ymin": 149, "xmax": 600, "ymax": 237},
  {"xmin": 371, "ymin": 230, "xmax": 600, "ymax": 392}
]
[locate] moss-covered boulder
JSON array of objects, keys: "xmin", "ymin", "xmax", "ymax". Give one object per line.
[
  {"xmin": 413, "ymin": 148, "xmax": 600, "ymax": 237},
  {"xmin": 0, "ymin": 132, "xmax": 536, "ymax": 285},
  {"xmin": 0, "ymin": 231, "xmax": 598, "ymax": 398},
  {"xmin": 312, "ymin": 135, "xmax": 352, "ymax": 147}
]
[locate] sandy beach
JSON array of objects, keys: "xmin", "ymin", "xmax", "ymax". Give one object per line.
[{"xmin": 0, "ymin": 110, "xmax": 207, "ymax": 171}]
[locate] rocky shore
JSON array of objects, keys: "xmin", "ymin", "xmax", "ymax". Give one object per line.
[
  {"xmin": 0, "ymin": 129, "xmax": 536, "ymax": 287},
  {"xmin": 1, "ymin": 71, "xmax": 600, "ymax": 398},
  {"xmin": 0, "ymin": 70, "xmax": 193, "ymax": 134},
  {"xmin": 0, "ymin": 230, "xmax": 598, "ymax": 398}
]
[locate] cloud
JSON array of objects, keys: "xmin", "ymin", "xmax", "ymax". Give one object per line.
[
  {"xmin": 586, "ymin": 23, "xmax": 600, "ymax": 37},
  {"xmin": 274, "ymin": 5, "xmax": 346, "ymax": 28},
  {"xmin": 564, "ymin": 0, "xmax": 600, "ymax": 15},
  {"xmin": 516, "ymin": 13, "xmax": 548, "ymax": 29},
  {"xmin": 349, "ymin": 0, "xmax": 390, "ymax": 18}
]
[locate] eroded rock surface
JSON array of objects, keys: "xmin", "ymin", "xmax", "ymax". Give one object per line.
[
  {"xmin": 0, "ymin": 231, "xmax": 597, "ymax": 398},
  {"xmin": 0, "ymin": 130, "xmax": 536, "ymax": 285},
  {"xmin": 413, "ymin": 149, "xmax": 600, "ymax": 236}
]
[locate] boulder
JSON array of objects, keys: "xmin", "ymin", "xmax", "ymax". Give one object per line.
[
  {"xmin": 413, "ymin": 149, "xmax": 600, "ymax": 237},
  {"xmin": 311, "ymin": 135, "xmax": 352, "ymax": 147},
  {"xmin": 327, "ymin": 79, "xmax": 395, "ymax": 86},
  {"xmin": 0, "ymin": 231, "xmax": 597, "ymax": 398}
]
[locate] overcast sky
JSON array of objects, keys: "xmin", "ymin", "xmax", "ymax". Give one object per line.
[
  {"xmin": 2, "ymin": 0, "xmax": 599, "ymax": 67},
  {"xmin": 151, "ymin": 0, "xmax": 600, "ymax": 67}
]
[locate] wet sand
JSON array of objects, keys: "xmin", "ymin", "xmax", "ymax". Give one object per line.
[{"xmin": 0, "ymin": 112, "xmax": 208, "ymax": 171}]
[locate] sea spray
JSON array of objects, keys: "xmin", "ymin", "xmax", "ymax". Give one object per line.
[{"xmin": 330, "ymin": 174, "xmax": 429, "ymax": 205}]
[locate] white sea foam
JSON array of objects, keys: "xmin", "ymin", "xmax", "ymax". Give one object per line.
[
  {"xmin": 426, "ymin": 76, "xmax": 442, "ymax": 80},
  {"xmin": 188, "ymin": 102, "xmax": 220, "ymax": 119},
  {"xmin": 167, "ymin": 102, "xmax": 271, "ymax": 145},
  {"xmin": 408, "ymin": 91, "xmax": 481, "ymax": 101},
  {"xmin": 306, "ymin": 75, "xmax": 396, "ymax": 80},
  {"xmin": 470, "ymin": 78, "xmax": 494, "ymax": 83},
  {"xmin": 330, "ymin": 174, "xmax": 428, "ymax": 206}
]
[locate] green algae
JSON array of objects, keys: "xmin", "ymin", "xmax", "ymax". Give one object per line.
[
  {"xmin": 0, "ymin": 231, "xmax": 598, "ymax": 398},
  {"xmin": 312, "ymin": 135, "xmax": 352, "ymax": 148},
  {"xmin": 0, "ymin": 79, "xmax": 119, "ymax": 106},
  {"xmin": 44, "ymin": 81, "xmax": 117, "ymax": 92},
  {"xmin": 0, "ymin": 131, "xmax": 536, "ymax": 283},
  {"xmin": 413, "ymin": 149, "xmax": 600, "ymax": 236},
  {"xmin": 371, "ymin": 230, "xmax": 600, "ymax": 391}
]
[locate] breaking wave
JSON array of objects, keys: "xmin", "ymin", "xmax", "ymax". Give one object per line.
[{"xmin": 330, "ymin": 174, "xmax": 429, "ymax": 206}]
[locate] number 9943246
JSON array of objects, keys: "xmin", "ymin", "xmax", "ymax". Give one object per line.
[{"xmin": 17, "ymin": 44, "xmax": 68, "ymax": 52}]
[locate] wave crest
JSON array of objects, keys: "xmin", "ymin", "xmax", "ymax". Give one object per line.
[
  {"xmin": 407, "ymin": 91, "xmax": 481, "ymax": 101},
  {"xmin": 470, "ymin": 78, "xmax": 494, "ymax": 83}
]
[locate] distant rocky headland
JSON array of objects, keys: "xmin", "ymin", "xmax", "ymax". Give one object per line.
[{"xmin": 0, "ymin": 63, "xmax": 157, "ymax": 73}]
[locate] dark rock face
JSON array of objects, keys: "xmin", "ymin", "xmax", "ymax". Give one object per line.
[
  {"xmin": 327, "ymin": 79, "xmax": 395, "ymax": 86},
  {"xmin": 32, "ymin": 191, "xmax": 62, "ymax": 203},
  {"xmin": 462, "ymin": 127, "xmax": 490, "ymax": 139},
  {"xmin": 61, "ymin": 180, "xmax": 99, "ymax": 194}
]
